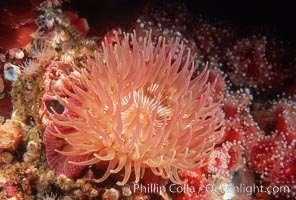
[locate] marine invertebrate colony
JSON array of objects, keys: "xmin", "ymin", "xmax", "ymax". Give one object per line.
[{"xmin": 42, "ymin": 32, "xmax": 224, "ymax": 185}]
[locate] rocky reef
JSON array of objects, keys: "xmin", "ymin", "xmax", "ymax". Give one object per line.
[{"xmin": 0, "ymin": 0, "xmax": 295, "ymax": 199}]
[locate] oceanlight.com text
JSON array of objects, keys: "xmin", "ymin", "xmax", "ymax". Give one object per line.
[
  {"xmin": 204, "ymin": 183, "xmax": 291, "ymax": 196},
  {"xmin": 128, "ymin": 183, "xmax": 291, "ymax": 196}
]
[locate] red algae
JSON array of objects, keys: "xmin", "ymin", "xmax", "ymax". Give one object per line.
[
  {"xmin": 0, "ymin": 0, "xmax": 39, "ymax": 50},
  {"xmin": 0, "ymin": 67, "xmax": 13, "ymax": 120}
]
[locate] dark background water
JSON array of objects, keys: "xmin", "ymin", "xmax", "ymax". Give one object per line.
[{"xmin": 65, "ymin": 0, "xmax": 296, "ymax": 45}]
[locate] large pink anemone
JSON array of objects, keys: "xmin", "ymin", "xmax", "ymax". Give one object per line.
[{"xmin": 42, "ymin": 32, "xmax": 224, "ymax": 185}]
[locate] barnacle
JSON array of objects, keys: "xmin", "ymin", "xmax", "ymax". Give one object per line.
[{"xmin": 0, "ymin": 120, "xmax": 23, "ymax": 150}]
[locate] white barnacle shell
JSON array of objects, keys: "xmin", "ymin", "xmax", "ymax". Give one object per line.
[{"xmin": 4, "ymin": 63, "xmax": 21, "ymax": 81}]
